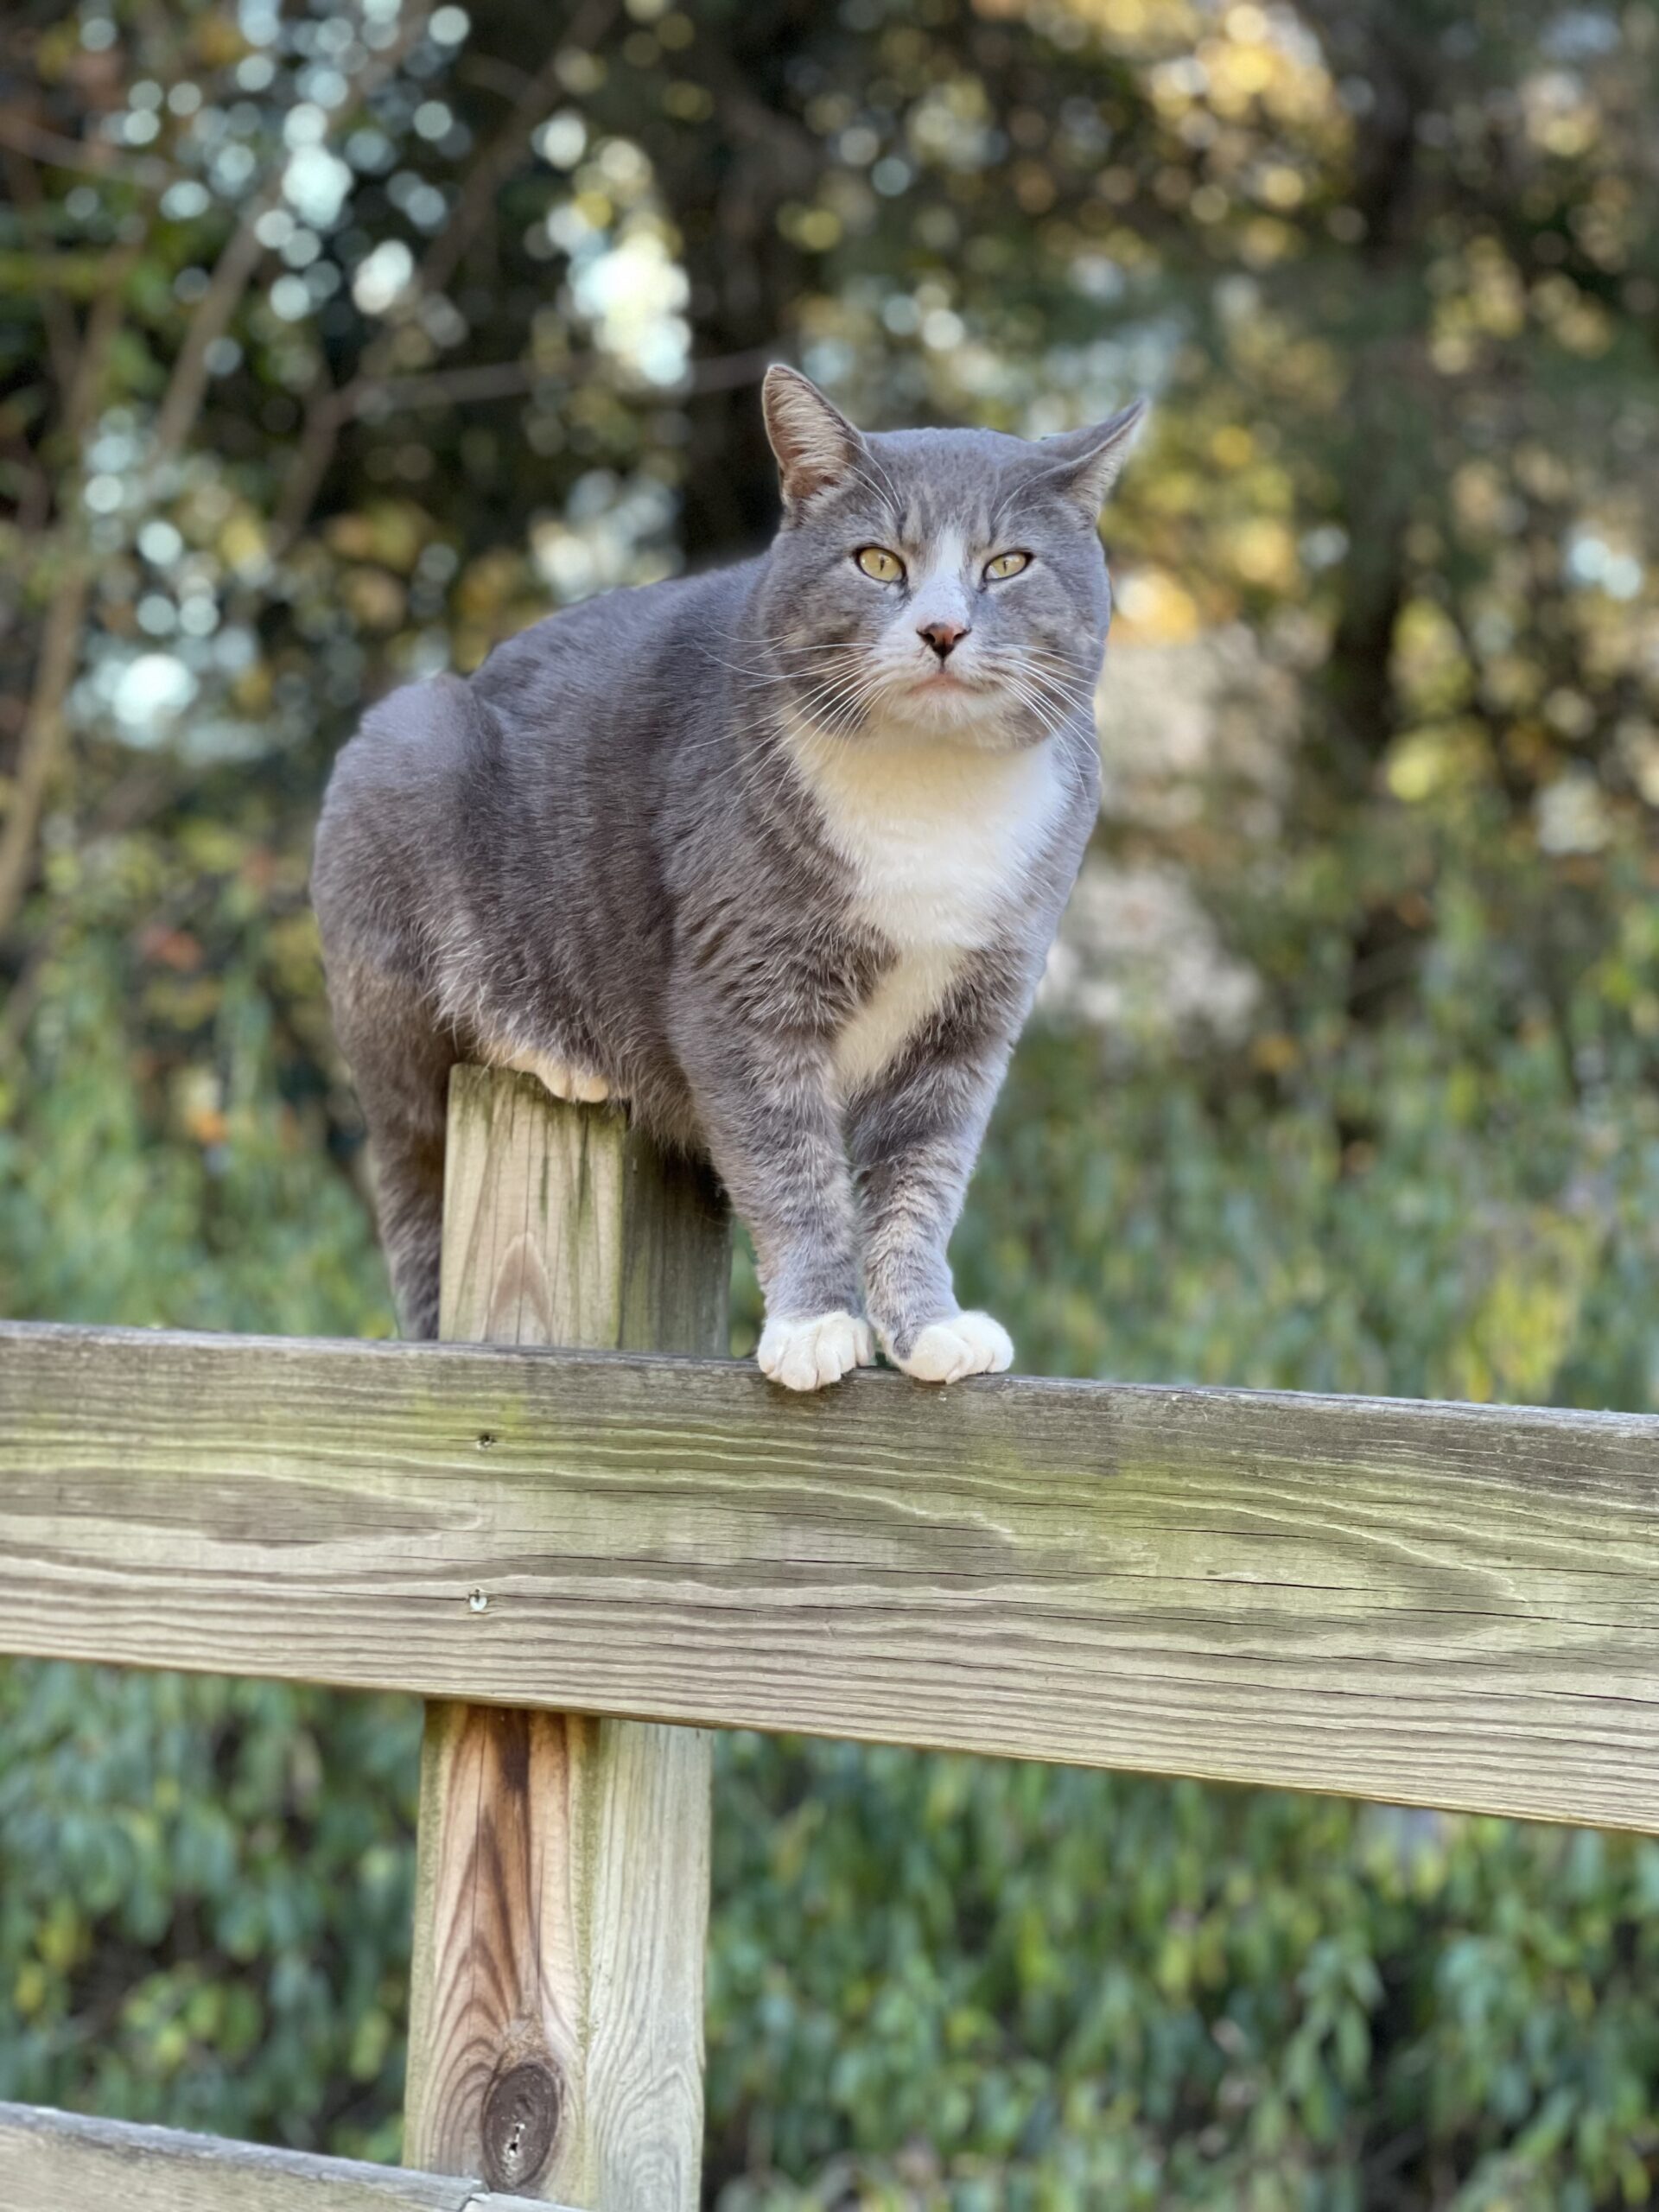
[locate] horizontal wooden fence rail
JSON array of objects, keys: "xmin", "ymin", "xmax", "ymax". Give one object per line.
[
  {"xmin": 5, "ymin": 1317, "xmax": 1659, "ymax": 1831},
  {"xmin": 0, "ymin": 2101, "xmax": 567, "ymax": 2212}
]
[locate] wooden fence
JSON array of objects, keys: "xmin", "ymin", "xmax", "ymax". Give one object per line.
[{"xmin": 3, "ymin": 1063, "xmax": 1659, "ymax": 2207}]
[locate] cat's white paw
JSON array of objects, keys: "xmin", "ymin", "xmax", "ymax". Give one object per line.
[
  {"xmin": 894, "ymin": 1311, "xmax": 1014, "ymax": 1384},
  {"xmin": 758, "ymin": 1311, "xmax": 876, "ymax": 1393}
]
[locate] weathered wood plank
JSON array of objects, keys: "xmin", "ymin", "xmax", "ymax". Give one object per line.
[
  {"xmin": 0, "ymin": 2100, "xmax": 564, "ymax": 2212},
  {"xmin": 4, "ymin": 1320, "xmax": 1659, "ymax": 1829},
  {"xmin": 406, "ymin": 1069, "xmax": 725, "ymax": 2208},
  {"xmin": 435, "ymin": 1069, "xmax": 730, "ymax": 1355}
]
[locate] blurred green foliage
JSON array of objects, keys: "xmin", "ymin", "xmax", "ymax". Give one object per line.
[
  {"xmin": 5, "ymin": 0, "xmax": 1659, "ymax": 2202},
  {"xmin": 0, "ymin": 1665, "xmax": 418, "ymax": 2159},
  {"xmin": 709, "ymin": 1746, "xmax": 1659, "ymax": 2210}
]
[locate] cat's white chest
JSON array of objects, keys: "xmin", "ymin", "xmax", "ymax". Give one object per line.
[{"xmin": 789, "ymin": 726, "xmax": 1066, "ymax": 1091}]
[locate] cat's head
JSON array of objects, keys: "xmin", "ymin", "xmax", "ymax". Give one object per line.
[{"xmin": 753, "ymin": 365, "xmax": 1144, "ymax": 753}]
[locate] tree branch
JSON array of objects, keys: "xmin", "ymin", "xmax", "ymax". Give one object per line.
[
  {"xmin": 3, "ymin": 150, "xmax": 83, "ymax": 397},
  {"xmin": 271, "ymin": 342, "xmax": 769, "ymax": 554},
  {"xmin": 150, "ymin": 5, "xmax": 433, "ymax": 470},
  {"xmin": 406, "ymin": 0, "xmax": 618, "ymax": 308},
  {"xmin": 0, "ymin": 251, "xmax": 136, "ymax": 941},
  {"xmin": 270, "ymin": 0, "xmax": 619, "ymax": 550},
  {"xmin": 0, "ymin": 107, "xmax": 171, "ymax": 187},
  {"xmin": 0, "ymin": 563, "xmax": 89, "ymax": 939}
]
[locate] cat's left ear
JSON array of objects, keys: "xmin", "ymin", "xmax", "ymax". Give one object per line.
[
  {"xmin": 762, "ymin": 365, "xmax": 866, "ymax": 508},
  {"xmin": 1033, "ymin": 397, "xmax": 1149, "ymax": 515}
]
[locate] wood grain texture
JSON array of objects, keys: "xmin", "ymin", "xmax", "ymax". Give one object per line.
[
  {"xmin": 6, "ymin": 1324, "xmax": 1659, "ymax": 1829},
  {"xmin": 406, "ymin": 1068, "xmax": 727, "ymax": 2209},
  {"xmin": 0, "ymin": 2101, "xmax": 564, "ymax": 2212},
  {"xmin": 438, "ymin": 1068, "xmax": 730, "ymax": 1355}
]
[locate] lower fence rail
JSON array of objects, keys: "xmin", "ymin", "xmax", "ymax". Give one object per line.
[{"xmin": 0, "ymin": 2101, "xmax": 566, "ymax": 2212}]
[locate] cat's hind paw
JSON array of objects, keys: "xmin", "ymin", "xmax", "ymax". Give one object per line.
[
  {"xmin": 893, "ymin": 1312, "xmax": 1014, "ymax": 1385},
  {"xmin": 758, "ymin": 1311, "xmax": 876, "ymax": 1393},
  {"xmin": 493, "ymin": 1044, "xmax": 612, "ymax": 1104},
  {"xmin": 532, "ymin": 1058, "xmax": 611, "ymax": 1104}
]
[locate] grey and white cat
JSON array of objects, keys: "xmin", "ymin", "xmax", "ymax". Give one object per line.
[{"xmin": 312, "ymin": 368, "xmax": 1143, "ymax": 1389}]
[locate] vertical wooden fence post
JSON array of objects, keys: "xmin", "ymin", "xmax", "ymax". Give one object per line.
[{"xmin": 404, "ymin": 1067, "xmax": 730, "ymax": 2207}]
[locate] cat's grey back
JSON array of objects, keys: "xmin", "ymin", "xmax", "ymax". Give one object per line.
[
  {"xmin": 316, "ymin": 560, "xmax": 765, "ymax": 1120},
  {"xmin": 467, "ymin": 556, "xmax": 758, "ymax": 758}
]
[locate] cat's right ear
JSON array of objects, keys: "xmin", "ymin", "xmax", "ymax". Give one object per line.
[
  {"xmin": 762, "ymin": 365, "xmax": 864, "ymax": 509},
  {"xmin": 1032, "ymin": 399, "xmax": 1149, "ymax": 516}
]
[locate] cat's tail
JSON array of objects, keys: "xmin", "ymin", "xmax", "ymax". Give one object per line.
[{"xmin": 313, "ymin": 675, "xmax": 484, "ymax": 1339}]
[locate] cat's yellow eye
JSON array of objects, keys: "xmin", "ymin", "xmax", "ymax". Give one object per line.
[
  {"xmin": 984, "ymin": 550, "xmax": 1032, "ymax": 582},
  {"xmin": 855, "ymin": 546, "xmax": 905, "ymax": 583}
]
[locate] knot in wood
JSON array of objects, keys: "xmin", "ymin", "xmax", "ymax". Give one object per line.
[{"xmin": 480, "ymin": 2056, "xmax": 561, "ymax": 2191}]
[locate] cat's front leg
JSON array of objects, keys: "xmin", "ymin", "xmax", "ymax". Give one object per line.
[
  {"xmin": 678, "ymin": 1025, "xmax": 874, "ymax": 1392},
  {"xmin": 849, "ymin": 1027, "xmax": 1017, "ymax": 1384}
]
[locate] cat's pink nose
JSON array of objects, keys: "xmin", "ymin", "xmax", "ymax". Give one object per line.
[{"xmin": 918, "ymin": 620, "xmax": 969, "ymax": 661}]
